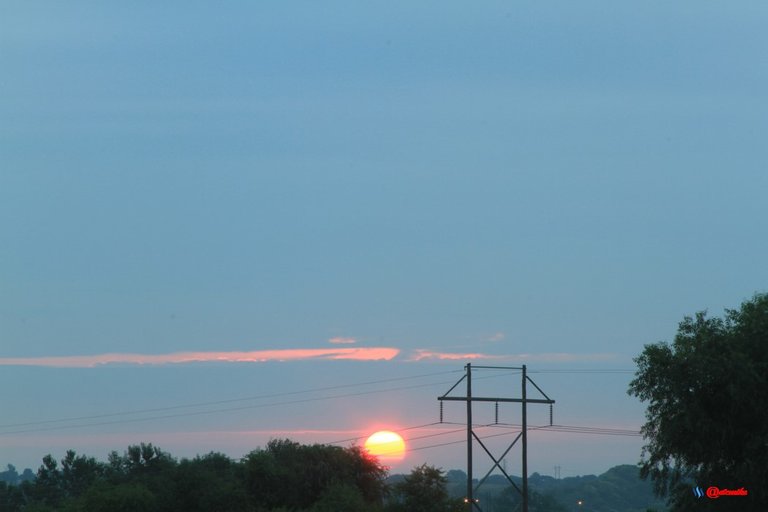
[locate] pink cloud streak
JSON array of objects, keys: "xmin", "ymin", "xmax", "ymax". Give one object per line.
[
  {"xmin": 0, "ymin": 348, "xmax": 400, "ymax": 368},
  {"xmin": 409, "ymin": 350, "xmax": 616, "ymax": 363},
  {"xmin": 409, "ymin": 350, "xmax": 504, "ymax": 361}
]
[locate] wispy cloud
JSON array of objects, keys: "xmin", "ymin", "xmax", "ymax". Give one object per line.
[
  {"xmin": 328, "ymin": 337, "xmax": 357, "ymax": 345},
  {"xmin": 409, "ymin": 350, "xmax": 616, "ymax": 363},
  {"xmin": 0, "ymin": 348, "xmax": 400, "ymax": 368},
  {"xmin": 487, "ymin": 332, "xmax": 505, "ymax": 342},
  {"xmin": 409, "ymin": 350, "xmax": 504, "ymax": 361}
]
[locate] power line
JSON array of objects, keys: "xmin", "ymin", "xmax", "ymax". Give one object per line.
[
  {"xmin": 490, "ymin": 423, "xmax": 641, "ymax": 437},
  {"xmin": 0, "ymin": 370, "xmax": 522, "ymax": 436},
  {"xmin": 0, "ymin": 368, "xmax": 641, "ymax": 439},
  {"xmin": 330, "ymin": 420, "xmax": 642, "ymax": 451},
  {"xmin": 327, "ymin": 422, "xmax": 449, "ymax": 445},
  {"xmin": 406, "ymin": 422, "xmax": 642, "ymax": 453},
  {"xmin": 527, "ymin": 369, "xmax": 634, "ymax": 374},
  {"xmin": 328, "ymin": 423, "xmax": 509, "ymax": 450},
  {"xmin": 0, "ymin": 368, "xmax": 629, "ymax": 431},
  {"xmin": 408, "ymin": 425, "xmax": 538, "ymax": 453},
  {"xmin": 0, "ymin": 381, "xmax": 457, "ymax": 436},
  {"xmin": 0, "ymin": 369, "xmax": 463, "ymax": 431},
  {"xmin": 328, "ymin": 423, "xmax": 493, "ymax": 446}
]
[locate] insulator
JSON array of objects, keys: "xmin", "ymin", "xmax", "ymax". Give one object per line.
[
  {"xmin": 439, "ymin": 401, "xmax": 444, "ymax": 423},
  {"xmin": 549, "ymin": 404, "xmax": 553, "ymax": 426},
  {"xmin": 495, "ymin": 401, "xmax": 499, "ymax": 424}
]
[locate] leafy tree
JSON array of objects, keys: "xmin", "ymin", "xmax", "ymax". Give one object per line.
[
  {"xmin": 72, "ymin": 482, "xmax": 158, "ymax": 512},
  {"xmin": 123, "ymin": 443, "xmax": 175, "ymax": 476},
  {"xmin": 388, "ymin": 464, "xmax": 463, "ymax": 512},
  {"xmin": 243, "ymin": 439, "xmax": 388, "ymax": 511},
  {"xmin": 628, "ymin": 293, "xmax": 768, "ymax": 511},
  {"xmin": 119, "ymin": 443, "xmax": 178, "ymax": 510},
  {"xmin": 60, "ymin": 450, "xmax": 103, "ymax": 498},
  {"xmin": 33, "ymin": 454, "xmax": 65, "ymax": 508},
  {"xmin": 309, "ymin": 483, "xmax": 369, "ymax": 512},
  {"xmin": 172, "ymin": 452, "xmax": 250, "ymax": 512},
  {"xmin": 0, "ymin": 480, "xmax": 25, "ymax": 512},
  {"xmin": 341, "ymin": 445, "xmax": 389, "ymax": 505}
]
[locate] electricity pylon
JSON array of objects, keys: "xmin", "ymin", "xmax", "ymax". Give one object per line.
[{"xmin": 438, "ymin": 364, "xmax": 555, "ymax": 512}]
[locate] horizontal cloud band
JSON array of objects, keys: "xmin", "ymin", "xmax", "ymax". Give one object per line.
[
  {"xmin": 409, "ymin": 350, "xmax": 617, "ymax": 363},
  {"xmin": 0, "ymin": 348, "xmax": 617, "ymax": 367},
  {"xmin": 0, "ymin": 348, "xmax": 400, "ymax": 368}
]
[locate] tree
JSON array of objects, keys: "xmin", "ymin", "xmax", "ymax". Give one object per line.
[
  {"xmin": 117, "ymin": 443, "xmax": 177, "ymax": 510},
  {"xmin": 123, "ymin": 443, "xmax": 175, "ymax": 475},
  {"xmin": 388, "ymin": 464, "xmax": 463, "ymax": 512},
  {"xmin": 60, "ymin": 450, "xmax": 103, "ymax": 498},
  {"xmin": 33, "ymin": 454, "xmax": 65, "ymax": 508},
  {"xmin": 73, "ymin": 482, "xmax": 158, "ymax": 512},
  {"xmin": 172, "ymin": 452, "xmax": 250, "ymax": 512},
  {"xmin": 0, "ymin": 481, "xmax": 25, "ymax": 512},
  {"xmin": 243, "ymin": 439, "xmax": 388, "ymax": 510},
  {"xmin": 628, "ymin": 293, "xmax": 768, "ymax": 511},
  {"xmin": 0, "ymin": 464, "xmax": 19, "ymax": 485},
  {"xmin": 309, "ymin": 483, "xmax": 369, "ymax": 512}
]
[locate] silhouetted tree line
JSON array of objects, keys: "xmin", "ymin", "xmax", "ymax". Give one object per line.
[
  {"xmin": 1, "ymin": 441, "xmax": 667, "ymax": 512},
  {"xmin": 0, "ymin": 440, "xmax": 464, "ymax": 512}
]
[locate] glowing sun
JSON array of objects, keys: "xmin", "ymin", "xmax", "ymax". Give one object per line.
[{"xmin": 364, "ymin": 430, "xmax": 406, "ymax": 461}]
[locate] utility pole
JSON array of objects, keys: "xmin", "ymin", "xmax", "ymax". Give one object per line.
[
  {"xmin": 438, "ymin": 364, "xmax": 555, "ymax": 512},
  {"xmin": 466, "ymin": 363, "xmax": 473, "ymax": 509},
  {"xmin": 522, "ymin": 365, "xmax": 528, "ymax": 510}
]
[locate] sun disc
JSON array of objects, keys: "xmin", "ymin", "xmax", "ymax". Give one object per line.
[{"xmin": 364, "ymin": 430, "xmax": 406, "ymax": 461}]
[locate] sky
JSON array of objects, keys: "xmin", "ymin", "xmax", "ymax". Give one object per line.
[{"xmin": 2, "ymin": 1, "xmax": 767, "ymax": 479}]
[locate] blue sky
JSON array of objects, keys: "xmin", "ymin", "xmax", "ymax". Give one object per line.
[{"xmin": 2, "ymin": 1, "xmax": 767, "ymax": 477}]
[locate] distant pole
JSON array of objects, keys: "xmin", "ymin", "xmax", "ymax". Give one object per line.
[
  {"xmin": 466, "ymin": 363, "xmax": 473, "ymax": 511},
  {"xmin": 522, "ymin": 364, "xmax": 528, "ymax": 512}
]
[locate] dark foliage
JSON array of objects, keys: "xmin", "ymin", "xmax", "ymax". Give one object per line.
[
  {"xmin": 0, "ymin": 440, "xmax": 388, "ymax": 512},
  {"xmin": 2, "ymin": 448, "xmax": 671, "ymax": 512},
  {"xmin": 628, "ymin": 293, "xmax": 768, "ymax": 511},
  {"xmin": 243, "ymin": 439, "xmax": 387, "ymax": 511},
  {"xmin": 386, "ymin": 463, "xmax": 463, "ymax": 512}
]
